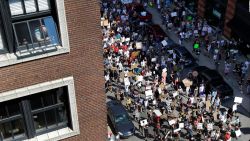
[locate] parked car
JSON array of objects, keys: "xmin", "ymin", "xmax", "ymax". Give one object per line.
[
  {"xmin": 147, "ymin": 24, "xmax": 167, "ymax": 41},
  {"xmin": 107, "ymin": 100, "xmax": 135, "ymax": 138},
  {"xmin": 173, "ymin": 46, "xmax": 196, "ymax": 66},
  {"xmin": 193, "ymin": 66, "xmax": 234, "ymax": 97}
]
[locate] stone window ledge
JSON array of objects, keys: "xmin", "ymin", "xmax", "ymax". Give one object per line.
[{"xmin": 0, "ymin": 46, "xmax": 69, "ymax": 68}]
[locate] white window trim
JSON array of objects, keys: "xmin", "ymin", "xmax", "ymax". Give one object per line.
[
  {"xmin": 0, "ymin": 76, "xmax": 80, "ymax": 141},
  {"xmin": 0, "ymin": 0, "xmax": 70, "ymax": 68}
]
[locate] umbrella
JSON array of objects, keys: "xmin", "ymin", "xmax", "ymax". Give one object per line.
[
  {"xmin": 192, "ymin": 71, "xmax": 198, "ymax": 77},
  {"xmin": 182, "ymin": 78, "xmax": 193, "ymax": 87}
]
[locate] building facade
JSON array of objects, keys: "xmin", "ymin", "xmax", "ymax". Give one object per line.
[
  {"xmin": 198, "ymin": 0, "xmax": 250, "ymax": 55},
  {"xmin": 0, "ymin": 0, "xmax": 106, "ymax": 141}
]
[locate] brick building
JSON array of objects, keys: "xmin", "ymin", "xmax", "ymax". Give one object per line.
[
  {"xmin": 198, "ymin": 0, "xmax": 250, "ymax": 55},
  {"xmin": 0, "ymin": 0, "xmax": 106, "ymax": 141}
]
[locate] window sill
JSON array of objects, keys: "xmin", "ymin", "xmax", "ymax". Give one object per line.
[
  {"xmin": 0, "ymin": 46, "xmax": 69, "ymax": 68},
  {"xmin": 24, "ymin": 127, "xmax": 80, "ymax": 141}
]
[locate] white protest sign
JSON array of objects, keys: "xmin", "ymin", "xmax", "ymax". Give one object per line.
[
  {"xmin": 234, "ymin": 97, "xmax": 243, "ymax": 104},
  {"xmin": 174, "ymin": 128, "xmax": 181, "ymax": 133},
  {"xmin": 190, "ymin": 97, "xmax": 194, "ymax": 104},
  {"xmin": 136, "ymin": 42, "xmax": 142, "ymax": 49},
  {"xmin": 169, "ymin": 120, "xmax": 176, "ymax": 125},
  {"xmin": 140, "ymin": 11, "xmax": 146, "ymax": 16},
  {"xmin": 140, "ymin": 119, "xmax": 148, "ymax": 126},
  {"xmin": 171, "ymin": 12, "xmax": 177, "ymax": 17},
  {"xmin": 137, "ymin": 75, "xmax": 143, "ymax": 82},
  {"xmin": 207, "ymin": 123, "xmax": 213, "ymax": 131},
  {"xmin": 153, "ymin": 109, "xmax": 162, "ymax": 117},
  {"xmin": 173, "ymin": 91, "xmax": 179, "ymax": 97},
  {"xmin": 233, "ymin": 104, "xmax": 237, "ymax": 111},
  {"xmin": 179, "ymin": 123, "xmax": 184, "ymax": 129},
  {"xmin": 235, "ymin": 129, "xmax": 242, "ymax": 137},
  {"xmin": 121, "ymin": 0, "xmax": 133, "ymax": 4},
  {"xmin": 161, "ymin": 40, "xmax": 168, "ymax": 46},
  {"xmin": 151, "ymin": 58, "xmax": 157, "ymax": 62},
  {"xmin": 145, "ymin": 90, "xmax": 153, "ymax": 99},
  {"xmin": 197, "ymin": 123, "xmax": 203, "ymax": 129},
  {"xmin": 146, "ymin": 85, "xmax": 151, "ymax": 90}
]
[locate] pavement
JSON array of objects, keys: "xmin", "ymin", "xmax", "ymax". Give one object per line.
[{"xmin": 106, "ymin": 5, "xmax": 250, "ymax": 141}]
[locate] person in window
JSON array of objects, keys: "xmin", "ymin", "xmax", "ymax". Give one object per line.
[{"xmin": 35, "ymin": 25, "xmax": 49, "ymax": 42}]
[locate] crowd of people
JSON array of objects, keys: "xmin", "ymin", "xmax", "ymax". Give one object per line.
[{"xmin": 101, "ymin": 0, "xmax": 246, "ymax": 140}]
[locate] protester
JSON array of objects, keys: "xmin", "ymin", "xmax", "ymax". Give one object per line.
[{"xmin": 102, "ymin": 0, "xmax": 244, "ymax": 140}]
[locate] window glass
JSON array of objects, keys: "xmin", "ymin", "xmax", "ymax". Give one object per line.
[
  {"xmin": 24, "ymin": 0, "xmax": 36, "ymax": 13},
  {"xmin": 13, "ymin": 22, "xmax": 32, "ymax": 48},
  {"xmin": 56, "ymin": 107, "xmax": 67, "ymax": 124},
  {"xmin": 0, "ymin": 119, "xmax": 25, "ymax": 140},
  {"xmin": 0, "ymin": 28, "xmax": 5, "ymax": 53},
  {"xmin": 0, "ymin": 106, "xmax": 7, "ymax": 119},
  {"xmin": 30, "ymin": 96, "xmax": 42, "ymax": 110},
  {"xmin": 43, "ymin": 92, "xmax": 54, "ymax": 106},
  {"xmin": 33, "ymin": 113, "xmax": 46, "ymax": 131},
  {"xmin": 7, "ymin": 102, "xmax": 20, "ymax": 116},
  {"xmin": 45, "ymin": 109, "xmax": 57, "ymax": 127},
  {"xmin": 41, "ymin": 17, "xmax": 60, "ymax": 46},
  {"xmin": 9, "ymin": 0, "xmax": 24, "ymax": 16},
  {"xmin": 38, "ymin": 0, "xmax": 49, "ymax": 11}
]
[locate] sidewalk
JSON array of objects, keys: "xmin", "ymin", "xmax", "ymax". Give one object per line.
[{"xmin": 145, "ymin": 7, "xmax": 250, "ymax": 115}]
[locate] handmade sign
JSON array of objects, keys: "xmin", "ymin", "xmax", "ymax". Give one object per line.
[
  {"xmin": 179, "ymin": 123, "xmax": 184, "ymax": 129},
  {"xmin": 234, "ymin": 97, "xmax": 243, "ymax": 104},
  {"xmin": 171, "ymin": 12, "xmax": 177, "ymax": 17},
  {"xmin": 174, "ymin": 128, "xmax": 181, "ymax": 133},
  {"xmin": 151, "ymin": 58, "xmax": 157, "ymax": 62},
  {"xmin": 235, "ymin": 129, "xmax": 242, "ymax": 137},
  {"xmin": 141, "ymin": 11, "xmax": 146, "ymax": 16},
  {"xmin": 145, "ymin": 90, "xmax": 153, "ymax": 100},
  {"xmin": 197, "ymin": 123, "xmax": 203, "ymax": 129},
  {"xmin": 207, "ymin": 123, "xmax": 213, "ymax": 131},
  {"xmin": 168, "ymin": 119, "xmax": 176, "ymax": 125},
  {"xmin": 121, "ymin": 0, "xmax": 133, "ymax": 4},
  {"xmin": 136, "ymin": 42, "xmax": 142, "ymax": 49},
  {"xmin": 140, "ymin": 119, "xmax": 148, "ymax": 126},
  {"xmin": 173, "ymin": 91, "xmax": 179, "ymax": 97},
  {"xmin": 153, "ymin": 109, "xmax": 162, "ymax": 117},
  {"xmin": 233, "ymin": 104, "xmax": 237, "ymax": 111},
  {"xmin": 161, "ymin": 40, "xmax": 168, "ymax": 46},
  {"xmin": 206, "ymin": 100, "xmax": 211, "ymax": 111}
]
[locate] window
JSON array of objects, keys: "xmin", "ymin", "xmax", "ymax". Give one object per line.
[
  {"xmin": 0, "ymin": 0, "xmax": 63, "ymax": 58},
  {"xmin": 0, "ymin": 86, "xmax": 70, "ymax": 141}
]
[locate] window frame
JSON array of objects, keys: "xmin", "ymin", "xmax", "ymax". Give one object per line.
[
  {"xmin": 0, "ymin": 0, "xmax": 70, "ymax": 68},
  {"xmin": 0, "ymin": 77, "xmax": 79, "ymax": 141}
]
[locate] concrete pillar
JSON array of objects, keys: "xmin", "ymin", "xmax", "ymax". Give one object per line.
[
  {"xmin": 223, "ymin": 0, "xmax": 237, "ymax": 38},
  {"xmin": 197, "ymin": 0, "xmax": 206, "ymax": 18}
]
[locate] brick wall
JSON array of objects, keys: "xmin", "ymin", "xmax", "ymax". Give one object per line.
[
  {"xmin": 223, "ymin": 0, "xmax": 237, "ymax": 38},
  {"xmin": 0, "ymin": 0, "xmax": 106, "ymax": 140}
]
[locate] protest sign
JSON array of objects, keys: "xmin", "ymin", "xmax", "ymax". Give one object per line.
[
  {"xmin": 207, "ymin": 123, "xmax": 213, "ymax": 131},
  {"xmin": 233, "ymin": 104, "xmax": 237, "ymax": 111},
  {"xmin": 161, "ymin": 40, "xmax": 168, "ymax": 46},
  {"xmin": 171, "ymin": 12, "xmax": 177, "ymax": 17},
  {"xmin": 179, "ymin": 123, "xmax": 184, "ymax": 129},
  {"xmin": 140, "ymin": 119, "xmax": 148, "ymax": 126},
  {"xmin": 197, "ymin": 123, "xmax": 203, "ymax": 129},
  {"xmin": 145, "ymin": 90, "xmax": 153, "ymax": 100},
  {"xmin": 153, "ymin": 109, "xmax": 162, "ymax": 117},
  {"xmin": 173, "ymin": 91, "xmax": 179, "ymax": 97},
  {"xmin": 206, "ymin": 101, "xmax": 211, "ymax": 111},
  {"xmin": 169, "ymin": 119, "xmax": 176, "ymax": 125},
  {"xmin": 136, "ymin": 42, "xmax": 142, "ymax": 49},
  {"xmin": 234, "ymin": 97, "xmax": 243, "ymax": 104},
  {"xmin": 235, "ymin": 129, "xmax": 242, "ymax": 137},
  {"xmin": 174, "ymin": 128, "xmax": 181, "ymax": 133}
]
